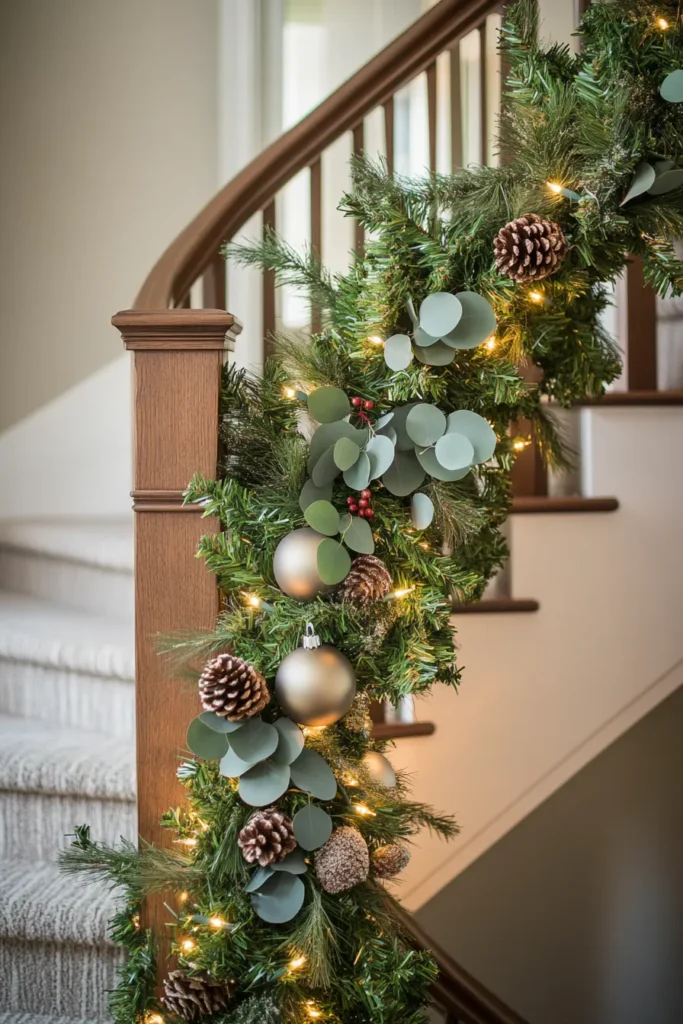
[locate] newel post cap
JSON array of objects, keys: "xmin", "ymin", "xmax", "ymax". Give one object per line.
[{"xmin": 112, "ymin": 308, "xmax": 242, "ymax": 351}]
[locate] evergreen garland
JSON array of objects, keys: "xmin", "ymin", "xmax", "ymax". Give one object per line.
[{"xmin": 61, "ymin": 4, "xmax": 683, "ymax": 1022}]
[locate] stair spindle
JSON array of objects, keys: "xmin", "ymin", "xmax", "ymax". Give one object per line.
[
  {"xmin": 353, "ymin": 121, "xmax": 365, "ymax": 253},
  {"xmin": 263, "ymin": 199, "xmax": 277, "ymax": 356},
  {"xmin": 427, "ymin": 60, "xmax": 438, "ymax": 172},
  {"xmin": 626, "ymin": 255, "xmax": 658, "ymax": 390},
  {"xmin": 384, "ymin": 96, "xmax": 395, "ymax": 175}
]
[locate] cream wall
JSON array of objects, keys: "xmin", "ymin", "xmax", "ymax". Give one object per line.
[{"xmin": 0, "ymin": 0, "xmax": 220, "ymax": 432}]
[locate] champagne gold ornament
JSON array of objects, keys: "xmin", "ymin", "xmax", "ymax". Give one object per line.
[
  {"xmin": 272, "ymin": 527, "xmax": 329, "ymax": 601},
  {"xmin": 275, "ymin": 623, "xmax": 356, "ymax": 726},
  {"xmin": 363, "ymin": 750, "xmax": 397, "ymax": 788}
]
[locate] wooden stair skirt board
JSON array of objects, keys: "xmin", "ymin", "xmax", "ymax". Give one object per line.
[
  {"xmin": 372, "ymin": 721, "xmax": 436, "ymax": 740},
  {"xmin": 452, "ymin": 598, "xmax": 539, "ymax": 614},
  {"xmin": 511, "ymin": 496, "xmax": 619, "ymax": 514},
  {"xmin": 576, "ymin": 390, "xmax": 683, "ymax": 406}
]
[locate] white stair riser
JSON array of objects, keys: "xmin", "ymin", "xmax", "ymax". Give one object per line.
[
  {"xmin": 0, "ymin": 550, "xmax": 133, "ymax": 622},
  {"xmin": 0, "ymin": 661, "xmax": 134, "ymax": 738},
  {"xmin": 0, "ymin": 940, "xmax": 123, "ymax": 1018},
  {"xmin": 0, "ymin": 793, "xmax": 136, "ymax": 860}
]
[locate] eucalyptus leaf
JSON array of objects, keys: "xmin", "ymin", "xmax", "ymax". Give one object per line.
[
  {"xmin": 411, "ymin": 492, "xmax": 435, "ymax": 530},
  {"xmin": 317, "ymin": 538, "xmax": 352, "ymax": 585},
  {"xmin": 198, "ymin": 711, "xmax": 244, "ymax": 734},
  {"xmin": 339, "ymin": 513, "xmax": 352, "ymax": 532},
  {"xmin": 304, "ymin": 499, "xmax": 341, "ymax": 537},
  {"xmin": 620, "ymin": 161, "xmax": 656, "ymax": 205},
  {"xmin": 186, "ymin": 717, "xmax": 230, "ymax": 760},
  {"xmin": 299, "ymin": 479, "xmax": 333, "ymax": 511},
  {"xmin": 660, "ymin": 68, "xmax": 683, "ymax": 102},
  {"xmin": 379, "ymin": 425, "xmax": 397, "ymax": 445},
  {"xmin": 311, "ymin": 446, "xmax": 341, "ymax": 487},
  {"xmin": 366, "ymin": 434, "xmax": 395, "ymax": 479},
  {"xmin": 239, "ymin": 761, "xmax": 291, "ymax": 806},
  {"xmin": 406, "ymin": 295, "xmax": 419, "ymax": 325},
  {"xmin": 229, "ymin": 718, "xmax": 279, "ymax": 763},
  {"xmin": 293, "ymin": 805, "xmax": 333, "ymax": 851},
  {"xmin": 290, "ymin": 748, "xmax": 338, "ymax": 801},
  {"xmin": 333, "ymin": 437, "xmax": 361, "ymax": 471},
  {"xmin": 343, "ymin": 451, "xmax": 371, "ymax": 490},
  {"xmin": 416, "ymin": 444, "xmax": 472, "ymax": 482},
  {"xmin": 219, "ymin": 746, "xmax": 256, "ymax": 778},
  {"xmin": 308, "ymin": 387, "xmax": 351, "ymax": 423},
  {"xmin": 655, "ymin": 160, "xmax": 676, "ymax": 174},
  {"xmin": 271, "ymin": 847, "xmax": 309, "ymax": 874},
  {"xmin": 414, "ymin": 340, "xmax": 456, "ymax": 365},
  {"xmin": 391, "ymin": 403, "xmax": 419, "ymax": 451},
  {"xmin": 382, "ymin": 449, "xmax": 426, "ymax": 496},
  {"xmin": 375, "ymin": 412, "xmax": 394, "ymax": 430},
  {"xmin": 308, "ymin": 422, "xmax": 369, "ymax": 469},
  {"xmin": 419, "ymin": 292, "xmax": 462, "ymax": 337},
  {"xmin": 446, "ymin": 410, "xmax": 497, "ymax": 463},
  {"xmin": 270, "ymin": 718, "xmax": 305, "ymax": 766},
  {"xmin": 441, "ymin": 292, "xmax": 496, "ymax": 349},
  {"xmin": 251, "ymin": 872, "xmax": 305, "ymax": 923},
  {"xmin": 648, "ymin": 168, "xmax": 683, "ymax": 195},
  {"xmin": 245, "ymin": 866, "xmax": 274, "ymax": 893},
  {"xmin": 406, "ymin": 404, "xmax": 447, "ymax": 447},
  {"xmin": 413, "ymin": 326, "xmax": 440, "ymax": 348},
  {"xmin": 434, "ymin": 432, "xmax": 474, "ymax": 471},
  {"xmin": 384, "ymin": 334, "xmax": 413, "ymax": 372},
  {"xmin": 343, "ymin": 515, "xmax": 375, "ymax": 555}
]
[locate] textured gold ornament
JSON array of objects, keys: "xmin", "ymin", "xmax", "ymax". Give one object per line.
[
  {"xmin": 363, "ymin": 750, "xmax": 397, "ymax": 788},
  {"xmin": 275, "ymin": 623, "xmax": 356, "ymax": 726},
  {"xmin": 272, "ymin": 527, "xmax": 329, "ymax": 601}
]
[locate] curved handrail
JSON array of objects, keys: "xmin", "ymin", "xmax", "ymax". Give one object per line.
[{"xmin": 134, "ymin": 0, "xmax": 498, "ymax": 309}]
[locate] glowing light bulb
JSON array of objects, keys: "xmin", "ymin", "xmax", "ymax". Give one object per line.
[
  {"xmin": 345, "ymin": 775, "xmax": 359, "ymax": 787},
  {"xmin": 485, "ymin": 337, "xmax": 496, "ymax": 351},
  {"xmin": 178, "ymin": 891, "xmax": 189, "ymax": 904},
  {"xmin": 283, "ymin": 387, "xmax": 296, "ymax": 399},
  {"xmin": 288, "ymin": 955, "xmax": 307, "ymax": 970},
  {"xmin": 306, "ymin": 1003, "xmax": 322, "ymax": 1019},
  {"xmin": 354, "ymin": 804, "xmax": 376, "ymax": 817},
  {"xmin": 657, "ymin": 17, "xmax": 669, "ymax": 30},
  {"xmin": 181, "ymin": 938, "xmax": 196, "ymax": 952},
  {"xmin": 175, "ymin": 837, "xmax": 197, "ymax": 848},
  {"xmin": 209, "ymin": 916, "xmax": 226, "ymax": 929},
  {"xmin": 547, "ymin": 181, "xmax": 563, "ymax": 194},
  {"xmin": 368, "ymin": 334, "xmax": 384, "ymax": 345},
  {"xmin": 418, "ymin": 542, "xmax": 430, "ymax": 551},
  {"xmin": 245, "ymin": 593, "xmax": 261, "ymax": 608},
  {"xmin": 145, "ymin": 1014, "xmax": 165, "ymax": 1024},
  {"xmin": 529, "ymin": 290, "xmax": 543, "ymax": 304},
  {"xmin": 392, "ymin": 587, "xmax": 415, "ymax": 598},
  {"xmin": 513, "ymin": 438, "xmax": 530, "ymax": 452}
]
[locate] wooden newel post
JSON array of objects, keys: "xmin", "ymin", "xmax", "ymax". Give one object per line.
[{"xmin": 112, "ymin": 308, "xmax": 240, "ymax": 941}]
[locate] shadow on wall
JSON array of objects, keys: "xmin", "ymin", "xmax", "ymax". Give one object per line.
[{"xmin": 417, "ymin": 684, "xmax": 683, "ymax": 1024}]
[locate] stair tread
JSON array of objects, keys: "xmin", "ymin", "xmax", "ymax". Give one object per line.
[
  {"xmin": 0, "ymin": 520, "xmax": 133, "ymax": 573},
  {"xmin": 0, "ymin": 1016, "xmax": 109, "ymax": 1024},
  {"xmin": 0, "ymin": 860, "xmax": 120, "ymax": 947},
  {"xmin": 0, "ymin": 591, "xmax": 134, "ymax": 680},
  {"xmin": 0, "ymin": 715, "xmax": 135, "ymax": 801}
]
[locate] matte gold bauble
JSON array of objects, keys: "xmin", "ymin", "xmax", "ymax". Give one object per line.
[
  {"xmin": 363, "ymin": 750, "xmax": 397, "ymax": 789},
  {"xmin": 275, "ymin": 623, "xmax": 356, "ymax": 727},
  {"xmin": 272, "ymin": 527, "xmax": 329, "ymax": 601}
]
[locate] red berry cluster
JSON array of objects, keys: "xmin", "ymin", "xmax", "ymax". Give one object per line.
[
  {"xmin": 347, "ymin": 489, "xmax": 375, "ymax": 519},
  {"xmin": 351, "ymin": 397, "xmax": 375, "ymax": 411}
]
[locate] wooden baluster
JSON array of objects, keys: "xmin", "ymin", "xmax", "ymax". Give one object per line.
[
  {"xmin": 111, "ymin": 308, "xmax": 240, "ymax": 973},
  {"xmin": 449, "ymin": 43, "xmax": 463, "ymax": 171},
  {"xmin": 479, "ymin": 19, "xmax": 488, "ymax": 165},
  {"xmin": 202, "ymin": 253, "xmax": 227, "ymax": 310},
  {"xmin": 384, "ymin": 96, "xmax": 395, "ymax": 176},
  {"xmin": 263, "ymin": 199, "xmax": 276, "ymax": 357},
  {"xmin": 353, "ymin": 122, "xmax": 365, "ymax": 254},
  {"xmin": 427, "ymin": 61, "xmax": 438, "ymax": 173},
  {"xmin": 178, "ymin": 292, "xmax": 192, "ymax": 309},
  {"xmin": 310, "ymin": 157, "xmax": 322, "ymax": 334},
  {"xmin": 626, "ymin": 254, "xmax": 658, "ymax": 391},
  {"xmin": 511, "ymin": 365, "xmax": 547, "ymax": 498}
]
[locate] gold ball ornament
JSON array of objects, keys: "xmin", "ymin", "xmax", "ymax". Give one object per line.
[
  {"xmin": 272, "ymin": 527, "xmax": 329, "ymax": 601},
  {"xmin": 275, "ymin": 623, "xmax": 356, "ymax": 727},
  {"xmin": 363, "ymin": 750, "xmax": 397, "ymax": 788}
]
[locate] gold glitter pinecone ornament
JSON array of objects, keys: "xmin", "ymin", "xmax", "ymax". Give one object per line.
[
  {"xmin": 162, "ymin": 970, "xmax": 233, "ymax": 1021},
  {"xmin": 315, "ymin": 826, "xmax": 369, "ymax": 894},
  {"xmin": 198, "ymin": 652, "xmax": 269, "ymax": 721},
  {"xmin": 342, "ymin": 691, "xmax": 373, "ymax": 735},
  {"xmin": 494, "ymin": 213, "xmax": 568, "ymax": 282},
  {"xmin": 338, "ymin": 554, "xmax": 392, "ymax": 606},
  {"xmin": 238, "ymin": 807, "xmax": 297, "ymax": 867},
  {"xmin": 372, "ymin": 843, "xmax": 412, "ymax": 879}
]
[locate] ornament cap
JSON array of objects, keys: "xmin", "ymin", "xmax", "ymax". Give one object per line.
[{"xmin": 302, "ymin": 622, "xmax": 321, "ymax": 650}]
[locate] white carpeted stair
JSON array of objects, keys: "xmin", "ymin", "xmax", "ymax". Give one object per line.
[{"xmin": 0, "ymin": 519, "xmax": 136, "ymax": 1021}]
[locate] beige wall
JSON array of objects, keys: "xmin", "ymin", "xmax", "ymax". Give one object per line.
[{"xmin": 0, "ymin": 0, "xmax": 220, "ymax": 431}]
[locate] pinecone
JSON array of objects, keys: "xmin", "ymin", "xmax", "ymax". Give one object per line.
[
  {"xmin": 338, "ymin": 555, "xmax": 392, "ymax": 606},
  {"xmin": 494, "ymin": 213, "xmax": 568, "ymax": 282},
  {"xmin": 315, "ymin": 826, "xmax": 369, "ymax": 894},
  {"xmin": 372, "ymin": 843, "xmax": 411, "ymax": 879},
  {"xmin": 198, "ymin": 652, "xmax": 270, "ymax": 721},
  {"xmin": 162, "ymin": 970, "xmax": 233, "ymax": 1021},
  {"xmin": 238, "ymin": 807, "xmax": 297, "ymax": 867},
  {"xmin": 342, "ymin": 691, "xmax": 373, "ymax": 735}
]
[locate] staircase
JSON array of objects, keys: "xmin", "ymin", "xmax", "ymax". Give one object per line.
[
  {"xmin": 1, "ymin": 0, "xmax": 682, "ymax": 1022},
  {"xmin": 0, "ymin": 522, "xmax": 136, "ymax": 1021}
]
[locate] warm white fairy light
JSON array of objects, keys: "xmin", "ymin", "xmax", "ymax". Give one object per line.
[
  {"xmin": 181, "ymin": 938, "xmax": 196, "ymax": 952},
  {"xmin": 178, "ymin": 891, "xmax": 189, "ymax": 904},
  {"xmin": 513, "ymin": 438, "xmax": 530, "ymax": 452},
  {"xmin": 244, "ymin": 593, "xmax": 261, "ymax": 608},
  {"xmin": 305, "ymin": 1002, "xmax": 323, "ymax": 1019},
  {"xmin": 547, "ymin": 181, "xmax": 563, "ymax": 194},
  {"xmin": 144, "ymin": 1014, "xmax": 165, "ymax": 1024},
  {"xmin": 656, "ymin": 17, "xmax": 669, "ymax": 30},
  {"xmin": 528, "ymin": 289, "xmax": 544, "ymax": 304},
  {"xmin": 209, "ymin": 916, "xmax": 227, "ymax": 929},
  {"xmin": 485, "ymin": 336, "xmax": 496, "ymax": 351},
  {"xmin": 175, "ymin": 837, "xmax": 197, "ymax": 848},
  {"xmin": 354, "ymin": 803, "xmax": 376, "ymax": 817},
  {"xmin": 288, "ymin": 955, "xmax": 307, "ymax": 971},
  {"xmin": 283, "ymin": 386, "xmax": 296, "ymax": 399},
  {"xmin": 368, "ymin": 334, "xmax": 384, "ymax": 345},
  {"xmin": 391, "ymin": 586, "xmax": 415, "ymax": 598}
]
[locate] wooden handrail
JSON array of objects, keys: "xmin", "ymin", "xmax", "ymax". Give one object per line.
[{"xmin": 134, "ymin": 0, "xmax": 496, "ymax": 309}]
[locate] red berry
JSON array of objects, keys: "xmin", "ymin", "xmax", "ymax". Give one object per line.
[
  {"xmin": 347, "ymin": 496, "xmax": 356, "ymax": 506},
  {"xmin": 363, "ymin": 400, "xmax": 375, "ymax": 410},
  {"xmin": 349, "ymin": 503, "xmax": 359, "ymax": 513},
  {"xmin": 360, "ymin": 489, "xmax": 371, "ymax": 499},
  {"xmin": 365, "ymin": 509, "xmax": 375, "ymax": 518},
  {"xmin": 358, "ymin": 508, "xmax": 368, "ymax": 517},
  {"xmin": 358, "ymin": 499, "xmax": 369, "ymax": 509},
  {"xmin": 351, "ymin": 396, "xmax": 362, "ymax": 408}
]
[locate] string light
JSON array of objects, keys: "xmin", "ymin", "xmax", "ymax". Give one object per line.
[
  {"xmin": 528, "ymin": 290, "xmax": 544, "ymax": 304},
  {"xmin": 344, "ymin": 775, "xmax": 359, "ymax": 787},
  {"xmin": 288, "ymin": 955, "xmax": 307, "ymax": 971},
  {"xmin": 132, "ymin": 913, "xmax": 140, "ymax": 930},
  {"xmin": 547, "ymin": 181, "xmax": 563, "ymax": 194},
  {"xmin": 244, "ymin": 593, "xmax": 261, "ymax": 608},
  {"xmin": 513, "ymin": 438, "xmax": 530, "ymax": 452},
  {"xmin": 368, "ymin": 335, "xmax": 384, "ymax": 345},
  {"xmin": 485, "ymin": 337, "xmax": 496, "ymax": 351},
  {"xmin": 181, "ymin": 938, "xmax": 196, "ymax": 952},
  {"xmin": 305, "ymin": 1002, "xmax": 323, "ymax": 1019},
  {"xmin": 354, "ymin": 804, "xmax": 377, "ymax": 817},
  {"xmin": 144, "ymin": 1015, "xmax": 165, "ymax": 1024},
  {"xmin": 656, "ymin": 17, "xmax": 669, "ymax": 30},
  {"xmin": 283, "ymin": 386, "xmax": 296, "ymax": 399},
  {"xmin": 390, "ymin": 586, "xmax": 415, "ymax": 598},
  {"xmin": 303, "ymin": 725, "xmax": 326, "ymax": 738},
  {"xmin": 418, "ymin": 541, "xmax": 430, "ymax": 551},
  {"xmin": 174, "ymin": 837, "xmax": 197, "ymax": 848},
  {"xmin": 209, "ymin": 916, "xmax": 228, "ymax": 930},
  {"xmin": 178, "ymin": 891, "xmax": 189, "ymax": 904}
]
